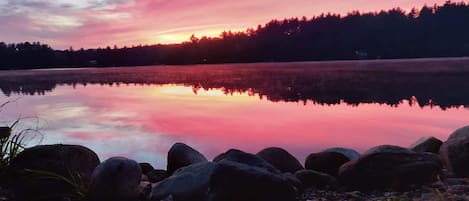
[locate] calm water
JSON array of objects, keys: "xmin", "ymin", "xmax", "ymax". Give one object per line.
[{"xmin": 1, "ymin": 59, "xmax": 469, "ymax": 168}]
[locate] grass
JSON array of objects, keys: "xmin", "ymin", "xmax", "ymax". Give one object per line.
[
  {"xmin": 0, "ymin": 99, "xmax": 43, "ymax": 171},
  {"xmin": 24, "ymin": 169, "xmax": 88, "ymax": 199},
  {"xmin": 0, "ymin": 100, "xmax": 87, "ymax": 200}
]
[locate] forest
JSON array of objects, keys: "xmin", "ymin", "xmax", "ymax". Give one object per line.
[{"xmin": 1, "ymin": 1, "xmax": 469, "ymax": 69}]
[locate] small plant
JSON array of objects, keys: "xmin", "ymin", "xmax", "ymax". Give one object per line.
[
  {"xmin": 0, "ymin": 100, "xmax": 43, "ymax": 171},
  {"xmin": 24, "ymin": 169, "xmax": 88, "ymax": 199},
  {"xmin": 0, "ymin": 121, "xmax": 25, "ymax": 171}
]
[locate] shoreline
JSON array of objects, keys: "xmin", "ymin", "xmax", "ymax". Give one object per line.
[
  {"xmin": 1, "ymin": 56, "xmax": 469, "ymax": 72},
  {"xmin": 1, "ymin": 126, "xmax": 469, "ymax": 201}
]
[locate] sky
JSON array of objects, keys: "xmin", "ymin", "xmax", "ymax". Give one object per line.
[{"xmin": 0, "ymin": 0, "xmax": 456, "ymax": 49}]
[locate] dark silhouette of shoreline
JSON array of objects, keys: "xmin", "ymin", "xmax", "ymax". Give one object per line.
[
  {"xmin": 1, "ymin": 2, "xmax": 469, "ymax": 69},
  {"xmin": 1, "ymin": 59, "xmax": 469, "ymax": 109}
]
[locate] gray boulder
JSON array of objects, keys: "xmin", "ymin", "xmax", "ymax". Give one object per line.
[
  {"xmin": 89, "ymin": 157, "xmax": 142, "ymax": 201},
  {"xmin": 147, "ymin": 169, "xmax": 169, "ymax": 183},
  {"xmin": 295, "ymin": 169, "xmax": 337, "ymax": 188},
  {"xmin": 8, "ymin": 144, "xmax": 100, "ymax": 201},
  {"xmin": 150, "ymin": 162, "xmax": 216, "ymax": 201},
  {"xmin": 256, "ymin": 147, "xmax": 304, "ymax": 173},
  {"xmin": 221, "ymin": 149, "xmax": 280, "ymax": 173},
  {"xmin": 322, "ymin": 147, "xmax": 360, "ymax": 160},
  {"xmin": 212, "ymin": 152, "xmax": 225, "ymax": 162},
  {"xmin": 167, "ymin": 143, "xmax": 207, "ymax": 175},
  {"xmin": 440, "ymin": 126, "xmax": 469, "ymax": 177},
  {"xmin": 339, "ymin": 145, "xmax": 442, "ymax": 191},
  {"xmin": 140, "ymin": 162, "xmax": 155, "ymax": 174},
  {"xmin": 410, "ymin": 136, "xmax": 443, "ymax": 153},
  {"xmin": 305, "ymin": 151, "xmax": 350, "ymax": 176},
  {"xmin": 206, "ymin": 160, "xmax": 297, "ymax": 201}
]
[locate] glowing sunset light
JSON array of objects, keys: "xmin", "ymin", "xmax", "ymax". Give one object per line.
[
  {"xmin": 1, "ymin": 83, "xmax": 467, "ymax": 168},
  {"xmin": 0, "ymin": 0, "xmax": 456, "ymax": 49}
]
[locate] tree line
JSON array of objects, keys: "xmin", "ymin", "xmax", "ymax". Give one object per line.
[{"xmin": 1, "ymin": 1, "xmax": 469, "ymax": 69}]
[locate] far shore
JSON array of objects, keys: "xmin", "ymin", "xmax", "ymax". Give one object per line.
[{"xmin": 1, "ymin": 56, "xmax": 469, "ymax": 73}]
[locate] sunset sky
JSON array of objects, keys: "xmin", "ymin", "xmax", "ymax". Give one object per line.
[{"xmin": 0, "ymin": 0, "xmax": 454, "ymax": 49}]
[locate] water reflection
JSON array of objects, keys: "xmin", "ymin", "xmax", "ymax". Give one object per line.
[
  {"xmin": 0, "ymin": 60, "xmax": 469, "ymax": 168},
  {"xmin": 1, "ymin": 83, "xmax": 468, "ymax": 168},
  {"xmin": 1, "ymin": 60, "xmax": 469, "ymax": 109}
]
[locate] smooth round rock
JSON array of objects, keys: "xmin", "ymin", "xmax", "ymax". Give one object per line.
[
  {"xmin": 206, "ymin": 160, "xmax": 297, "ymax": 201},
  {"xmin": 295, "ymin": 169, "xmax": 337, "ymax": 188},
  {"xmin": 410, "ymin": 136, "xmax": 442, "ymax": 154},
  {"xmin": 256, "ymin": 147, "xmax": 304, "ymax": 173},
  {"xmin": 322, "ymin": 147, "xmax": 360, "ymax": 160},
  {"xmin": 221, "ymin": 149, "xmax": 281, "ymax": 174},
  {"xmin": 8, "ymin": 144, "xmax": 100, "ymax": 201},
  {"xmin": 89, "ymin": 157, "xmax": 142, "ymax": 201},
  {"xmin": 150, "ymin": 162, "xmax": 216, "ymax": 201},
  {"xmin": 305, "ymin": 151, "xmax": 350, "ymax": 176},
  {"xmin": 140, "ymin": 162, "xmax": 155, "ymax": 174},
  {"xmin": 167, "ymin": 143, "xmax": 208, "ymax": 175},
  {"xmin": 212, "ymin": 153, "xmax": 225, "ymax": 162},
  {"xmin": 339, "ymin": 145, "xmax": 442, "ymax": 191},
  {"xmin": 440, "ymin": 126, "xmax": 469, "ymax": 177},
  {"xmin": 147, "ymin": 169, "xmax": 169, "ymax": 183}
]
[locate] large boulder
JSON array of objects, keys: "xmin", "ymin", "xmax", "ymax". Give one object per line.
[
  {"xmin": 88, "ymin": 157, "xmax": 142, "ymax": 201},
  {"xmin": 295, "ymin": 169, "xmax": 337, "ymax": 188},
  {"xmin": 339, "ymin": 145, "xmax": 442, "ymax": 191},
  {"xmin": 147, "ymin": 169, "xmax": 169, "ymax": 183},
  {"xmin": 305, "ymin": 151, "xmax": 350, "ymax": 176},
  {"xmin": 212, "ymin": 152, "xmax": 225, "ymax": 162},
  {"xmin": 447, "ymin": 126, "xmax": 469, "ymax": 140},
  {"xmin": 220, "ymin": 149, "xmax": 280, "ymax": 173},
  {"xmin": 440, "ymin": 126, "xmax": 469, "ymax": 177},
  {"xmin": 256, "ymin": 147, "xmax": 303, "ymax": 173},
  {"xmin": 167, "ymin": 143, "xmax": 207, "ymax": 175},
  {"xmin": 322, "ymin": 147, "xmax": 360, "ymax": 160},
  {"xmin": 150, "ymin": 162, "xmax": 216, "ymax": 201},
  {"xmin": 8, "ymin": 144, "xmax": 100, "ymax": 201},
  {"xmin": 206, "ymin": 160, "xmax": 297, "ymax": 201},
  {"xmin": 140, "ymin": 162, "xmax": 155, "ymax": 174},
  {"xmin": 410, "ymin": 136, "xmax": 443, "ymax": 154}
]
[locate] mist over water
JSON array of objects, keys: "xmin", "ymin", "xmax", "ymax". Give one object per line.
[{"xmin": 1, "ymin": 60, "xmax": 468, "ymax": 168}]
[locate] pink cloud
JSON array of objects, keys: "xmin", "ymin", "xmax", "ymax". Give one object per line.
[{"xmin": 0, "ymin": 0, "xmax": 458, "ymax": 49}]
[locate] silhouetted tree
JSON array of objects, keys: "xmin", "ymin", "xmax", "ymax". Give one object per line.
[{"xmin": 1, "ymin": 2, "xmax": 469, "ymax": 69}]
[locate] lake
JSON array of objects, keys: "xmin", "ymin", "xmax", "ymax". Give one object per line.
[{"xmin": 1, "ymin": 58, "xmax": 469, "ymax": 168}]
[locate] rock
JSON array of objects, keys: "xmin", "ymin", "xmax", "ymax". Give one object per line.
[
  {"xmin": 282, "ymin": 172, "xmax": 303, "ymax": 189},
  {"xmin": 339, "ymin": 145, "xmax": 442, "ymax": 191},
  {"xmin": 206, "ymin": 160, "xmax": 297, "ymax": 201},
  {"xmin": 440, "ymin": 126, "xmax": 469, "ymax": 177},
  {"xmin": 139, "ymin": 181, "xmax": 152, "ymax": 200},
  {"xmin": 89, "ymin": 157, "xmax": 142, "ymax": 201},
  {"xmin": 322, "ymin": 147, "xmax": 360, "ymax": 160},
  {"xmin": 447, "ymin": 126, "xmax": 469, "ymax": 140},
  {"xmin": 150, "ymin": 162, "xmax": 216, "ymax": 201},
  {"xmin": 8, "ymin": 144, "xmax": 100, "ymax": 201},
  {"xmin": 0, "ymin": 127, "xmax": 11, "ymax": 138},
  {"xmin": 140, "ymin": 162, "xmax": 155, "ymax": 174},
  {"xmin": 147, "ymin": 169, "xmax": 169, "ymax": 183},
  {"xmin": 305, "ymin": 151, "xmax": 350, "ymax": 176},
  {"xmin": 410, "ymin": 136, "xmax": 443, "ymax": 154},
  {"xmin": 295, "ymin": 169, "xmax": 337, "ymax": 188},
  {"xmin": 221, "ymin": 149, "xmax": 280, "ymax": 173},
  {"xmin": 212, "ymin": 153, "xmax": 225, "ymax": 162},
  {"xmin": 167, "ymin": 143, "xmax": 207, "ymax": 175},
  {"xmin": 256, "ymin": 147, "xmax": 304, "ymax": 173}
]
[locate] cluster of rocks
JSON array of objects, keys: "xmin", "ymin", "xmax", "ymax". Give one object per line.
[{"xmin": 1, "ymin": 126, "xmax": 469, "ymax": 201}]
